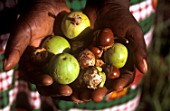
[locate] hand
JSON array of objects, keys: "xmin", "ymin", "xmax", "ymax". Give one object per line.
[
  {"xmin": 68, "ymin": 0, "xmax": 148, "ymax": 103},
  {"xmin": 3, "ymin": 0, "xmax": 73, "ymax": 97}
]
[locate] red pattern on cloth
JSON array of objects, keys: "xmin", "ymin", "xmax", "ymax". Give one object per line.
[
  {"xmin": 0, "ymin": 70, "xmax": 14, "ymax": 92},
  {"xmin": 17, "ymin": 80, "xmax": 41, "ymax": 109},
  {"xmin": 129, "ymin": 0, "xmax": 156, "ymax": 88},
  {"xmin": 8, "ymin": 81, "xmax": 18, "ymax": 107},
  {"xmin": 130, "ymin": 0, "xmax": 155, "ymax": 22},
  {"xmin": 70, "ymin": 91, "xmax": 141, "ymax": 111}
]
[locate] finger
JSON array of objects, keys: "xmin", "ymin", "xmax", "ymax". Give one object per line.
[
  {"xmin": 24, "ymin": 70, "xmax": 53, "ymax": 86},
  {"xmin": 105, "ymin": 71, "xmax": 135, "ymax": 92},
  {"xmin": 37, "ymin": 84, "xmax": 72, "ymax": 97},
  {"xmin": 92, "ymin": 87, "xmax": 108, "ymax": 102},
  {"xmin": 32, "ymin": 74, "xmax": 53, "ymax": 86},
  {"xmin": 126, "ymin": 24, "xmax": 148, "ymax": 74},
  {"xmin": 79, "ymin": 88, "xmax": 92, "ymax": 102},
  {"xmin": 83, "ymin": 1, "xmax": 97, "ymax": 29},
  {"xmin": 4, "ymin": 20, "xmax": 31, "ymax": 71},
  {"xmin": 94, "ymin": 7, "xmax": 148, "ymax": 74},
  {"xmin": 25, "ymin": 73, "xmax": 53, "ymax": 86},
  {"xmin": 18, "ymin": 45, "xmax": 53, "ymax": 86},
  {"xmin": 71, "ymin": 88, "xmax": 84, "ymax": 104},
  {"xmin": 105, "ymin": 50, "xmax": 135, "ymax": 92}
]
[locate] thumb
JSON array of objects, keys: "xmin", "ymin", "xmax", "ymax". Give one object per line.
[
  {"xmin": 4, "ymin": 21, "xmax": 31, "ymax": 71},
  {"xmin": 126, "ymin": 26, "xmax": 148, "ymax": 74}
]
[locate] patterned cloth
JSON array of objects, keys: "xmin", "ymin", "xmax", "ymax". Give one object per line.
[
  {"xmin": 0, "ymin": 0, "xmax": 157, "ymax": 111},
  {"xmin": 66, "ymin": 0, "xmax": 87, "ymax": 11},
  {"xmin": 53, "ymin": 85, "xmax": 142, "ymax": 111}
]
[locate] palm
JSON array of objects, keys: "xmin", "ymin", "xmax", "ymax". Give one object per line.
[
  {"xmin": 4, "ymin": 2, "xmax": 70, "ymax": 71},
  {"xmin": 71, "ymin": 1, "xmax": 148, "ymax": 102},
  {"xmin": 3, "ymin": 1, "xmax": 73, "ymax": 98}
]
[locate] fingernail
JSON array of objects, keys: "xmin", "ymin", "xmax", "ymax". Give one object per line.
[
  {"xmin": 142, "ymin": 59, "xmax": 148, "ymax": 74},
  {"xmin": 37, "ymin": 75, "xmax": 53, "ymax": 86},
  {"xmin": 3, "ymin": 59, "xmax": 11, "ymax": 71}
]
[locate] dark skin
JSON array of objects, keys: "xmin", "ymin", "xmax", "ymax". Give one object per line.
[{"xmin": 3, "ymin": 0, "xmax": 148, "ymax": 103}]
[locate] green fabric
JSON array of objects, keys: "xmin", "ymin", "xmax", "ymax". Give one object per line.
[
  {"xmin": 32, "ymin": 109, "xmax": 41, "ymax": 111},
  {"xmin": 10, "ymin": 101, "xmax": 16, "ymax": 111},
  {"xmin": 0, "ymin": 90, "xmax": 9, "ymax": 109},
  {"xmin": 0, "ymin": 54, "xmax": 4, "ymax": 72},
  {"xmin": 53, "ymin": 87, "xmax": 141, "ymax": 110},
  {"xmin": 130, "ymin": 0, "xmax": 146, "ymax": 5},
  {"xmin": 0, "ymin": 66, "xmax": 16, "ymax": 109},
  {"xmin": 28, "ymin": 83, "xmax": 38, "ymax": 92},
  {"xmin": 66, "ymin": 0, "xmax": 87, "ymax": 11},
  {"xmin": 139, "ymin": 13, "xmax": 155, "ymax": 34},
  {"xmin": 65, "ymin": 0, "xmax": 147, "ymax": 11},
  {"xmin": 0, "ymin": 53, "xmax": 18, "ymax": 72}
]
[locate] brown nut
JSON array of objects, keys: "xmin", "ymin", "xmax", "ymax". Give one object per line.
[
  {"xmin": 90, "ymin": 47, "xmax": 103, "ymax": 59},
  {"xmin": 97, "ymin": 28, "xmax": 114, "ymax": 47},
  {"xmin": 92, "ymin": 87, "xmax": 108, "ymax": 102},
  {"xmin": 103, "ymin": 65, "xmax": 120, "ymax": 79}
]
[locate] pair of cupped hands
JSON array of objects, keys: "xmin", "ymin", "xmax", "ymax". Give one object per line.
[{"xmin": 3, "ymin": 0, "xmax": 147, "ymax": 103}]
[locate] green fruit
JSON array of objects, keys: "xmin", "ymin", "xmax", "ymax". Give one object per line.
[
  {"xmin": 98, "ymin": 72, "xmax": 106, "ymax": 88},
  {"xmin": 49, "ymin": 53, "xmax": 80, "ymax": 84},
  {"xmin": 104, "ymin": 43, "xmax": 128, "ymax": 68},
  {"xmin": 42, "ymin": 36, "xmax": 70, "ymax": 55},
  {"xmin": 61, "ymin": 11, "xmax": 90, "ymax": 39}
]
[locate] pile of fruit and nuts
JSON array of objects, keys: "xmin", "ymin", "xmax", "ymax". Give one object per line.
[{"xmin": 30, "ymin": 11, "xmax": 128, "ymax": 90}]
